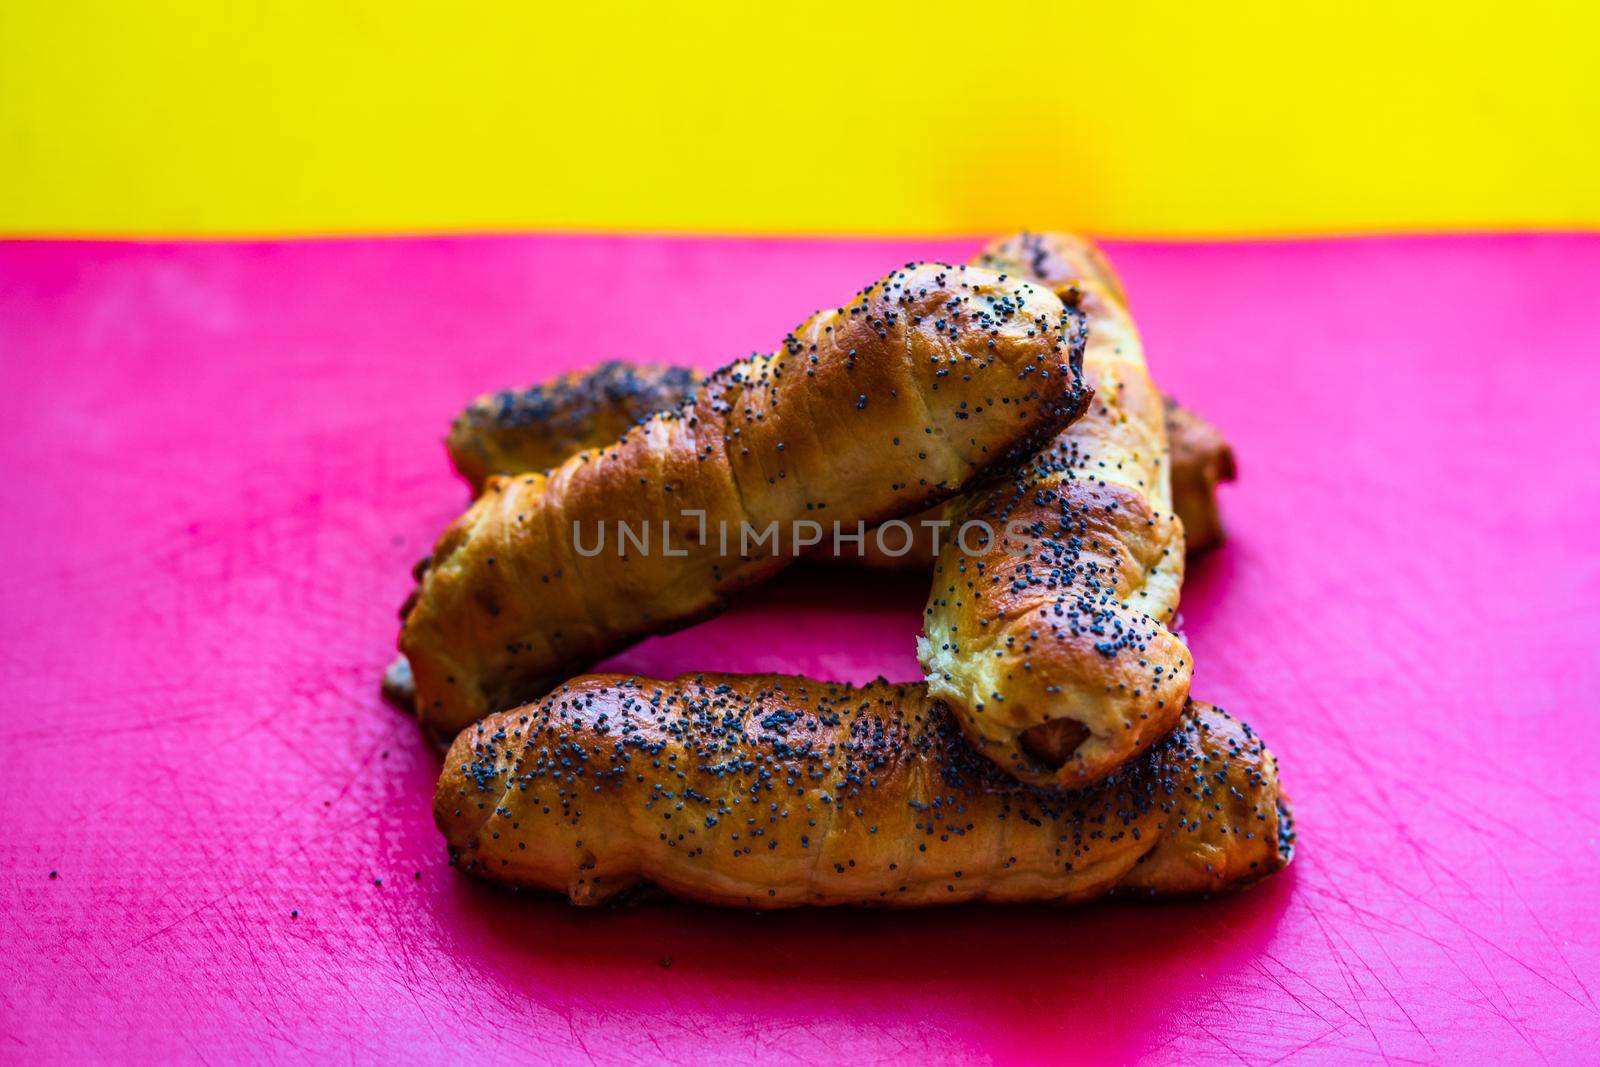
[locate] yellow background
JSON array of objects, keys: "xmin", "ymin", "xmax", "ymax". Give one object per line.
[{"xmin": 2, "ymin": 1, "xmax": 1596, "ymax": 237}]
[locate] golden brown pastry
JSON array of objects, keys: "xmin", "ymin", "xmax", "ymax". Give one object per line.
[
  {"xmin": 974, "ymin": 229, "xmax": 1128, "ymax": 308},
  {"xmin": 436, "ymin": 672, "xmax": 1292, "ymax": 907},
  {"xmin": 449, "ymin": 361, "xmax": 702, "ymax": 492},
  {"xmin": 920, "ymin": 256, "xmax": 1191, "ymax": 789},
  {"xmin": 829, "ymin": 391, "xmax": 1238, "ymax": 567},
  {"xmin": 975, "ymin": 233, "xmax": 1242, "ymax": 555},
  {"xmin": 1166, "ymin": 398, "xmax": 1236, "ymax": 555},
  {"xmin": 402, "ymin": 264, "xmax": 1091, "ymax": 741}
]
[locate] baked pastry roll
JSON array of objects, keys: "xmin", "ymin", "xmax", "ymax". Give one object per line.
[
  {"xmin": 402, "ymin": 264, "xmax": 1090, "ymax": 740},
  {"xmin": 436, "ymin": 672, "xmax": 1292, "ymax": 906},
  {"xmin": 921, "ymin": 236, "xmax": 1191, "ymax": 789}
]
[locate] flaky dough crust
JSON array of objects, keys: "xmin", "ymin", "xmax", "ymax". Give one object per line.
[
  {"xmin": 920, "ymin": 235, "xmax": 1191, "ymax": 789},
  {"xmin": 436, "ymin": 672, "xmax": 1292, "ymax": 907},
  {"xmin": 1165, "ymin": 399, "xmax": 1236, "ymax": 556},
  {"xmin": 448, "ymin": 361, "xmax": 703, "ymax": 492}
]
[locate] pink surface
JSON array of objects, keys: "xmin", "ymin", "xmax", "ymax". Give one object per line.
[{"xmin": 1, "ymin": 233, "xmax": 1597, "ymax": 1064}]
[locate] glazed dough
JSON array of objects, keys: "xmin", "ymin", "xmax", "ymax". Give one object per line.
[{"xmin": 436, "ymin": 673, "xmax": 1292, "ymax": 907}]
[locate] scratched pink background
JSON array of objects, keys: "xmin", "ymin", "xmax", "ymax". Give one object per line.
[{"xmin": 1, "ymin": 234, "xmax": 1596, "ymax": 1063}]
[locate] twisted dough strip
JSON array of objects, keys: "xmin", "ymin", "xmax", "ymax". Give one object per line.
[
  {"xmin": 436, "ymin": 672, "xmax": 1292, "ymax": 907},
  {"xmin": 403, "ymin": 264, "xmax": 1089, "ymax": 740},
  {"xmin": 920, "ymin": 234, "xmax": 1192, "ymax": 789}
]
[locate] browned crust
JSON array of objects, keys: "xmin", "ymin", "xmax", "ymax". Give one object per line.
[
  {"xmin": 974, "ymin": 230, "xmax": 1128, "ymax": 308},
  {"xmin": 919, "ymin": 236, "xmax": 1200, "ymax": 790},
  {"xmin": 1165, "ymin": 398, "xmax": 1237, "ymax": 555},
  {"xmin": 448, "ymin": 362, "xmax": 702, "ymax": 491},
  {"xmin": 436, "ymin": 673, "xmax": 1292, "ymax": 907},
  {"xmin": 402, "ymin": 264, "xmax": 1090, "ymax": 739}
]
